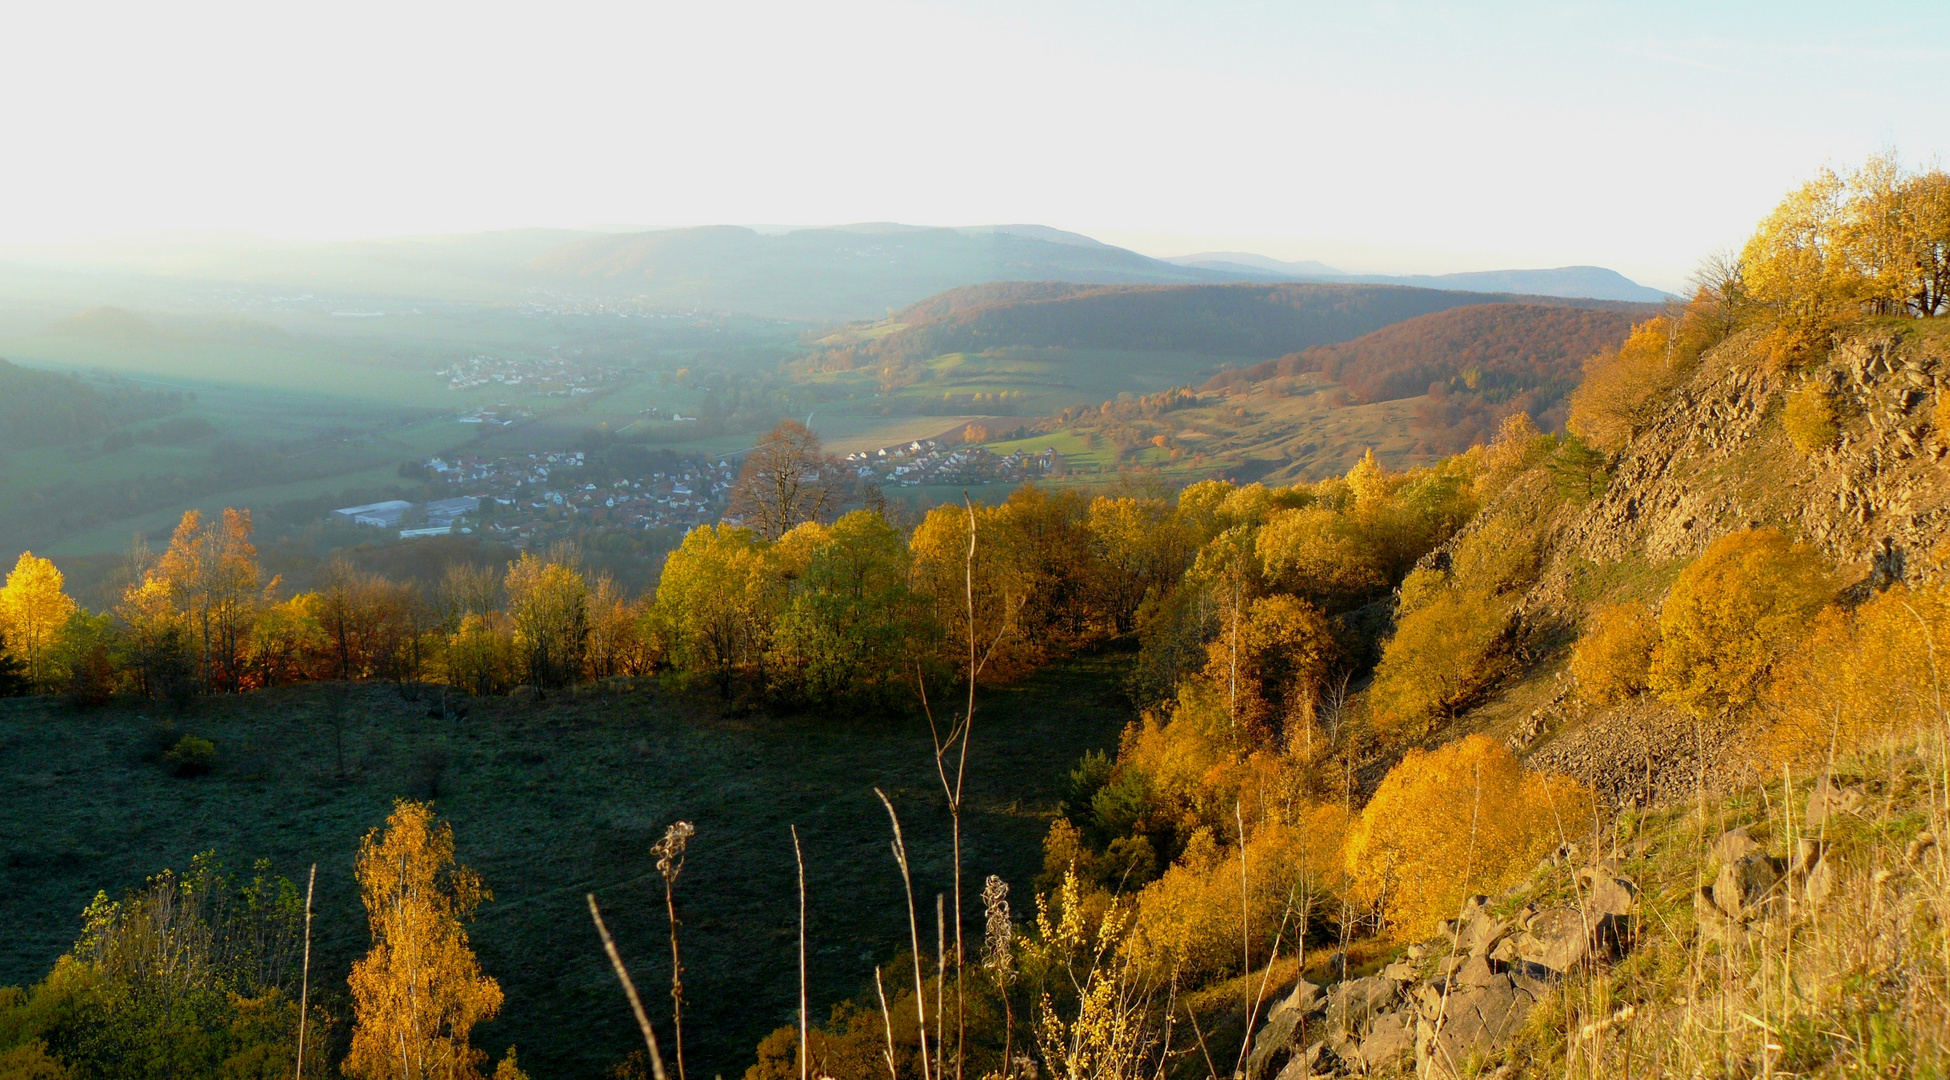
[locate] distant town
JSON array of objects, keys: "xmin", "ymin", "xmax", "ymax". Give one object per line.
[
  {"xmin": 332, "ymin": 436, "xmax": 1066, "ymax": 546},
  {"xmin": 434, "ymin": 354, "xmax": 623, "ymax": 396}
]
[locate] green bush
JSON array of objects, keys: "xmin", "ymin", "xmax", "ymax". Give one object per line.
[{"xmin": 162, "ymin": 735, "xmax": 217, "ymax": 777}]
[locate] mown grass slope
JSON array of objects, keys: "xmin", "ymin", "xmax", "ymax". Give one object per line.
[{"xmin": 0, "ymin": 649, "xmax": 1135, "ymax": 1078}]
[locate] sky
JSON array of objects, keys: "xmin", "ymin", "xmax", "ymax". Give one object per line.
[{"xmin": 2, "ymin": 1, "xmax": 1946, "ymax": 291}]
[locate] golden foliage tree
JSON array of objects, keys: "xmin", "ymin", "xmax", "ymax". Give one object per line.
[
  {"xmin": 346, "ymin": 800, "xmax": 506, "ymax": 1080},
  {"xmin": 1368, "ymin": 588, "xmax": 1509, "ymax": 739},
  {"xmin": 1086, "ymin": 495, "xmax": 1195, "ymax": 632},
  {"xmin": 1126, "ymin": 808, "xmax": 1348, "ymax": 983},
  {"xmin": 1255, "ymin": 506, "xmax": 1385, "ymax": 611},
  {"xmin": 1647, "ymin": 528, "xmax": 1837, "ymax": 717},
  {"xmin": 1766, "ymin": 584, "xmax": 1950, "ymax": 763},
  {"xmin": 1198, "ymin": 594, "xmax": 1338, "ymax": 750},
  {"xmin": 1343, "ymin": 735, "xmax": 1589, "ymax": 936},
  {"xmin": 653, "ymin": 524, "xmax": 778, "ymax": 695},
  {"xmin": 0, "ymin": 552, "xmax": 77, "ymax": 687},
  {"xmin": 503, "ymin": 552, "xmax": 588, "ymax": 692},
  {"xmin": 1743, "ymin": 168, "xmax": 1857, "ymax": 366},
  {"xmin": 765, "ymin": 511, "xmax": 926, "ymax": 704},
  {"xmin": 1566, "ymin": 317, "xmax": 1691, "ymax": 451},
  {"xmin": 150, "ymin": 509, "xmax": 267, "ymax": 692},
  {"xmin": 1569, "ymin": 602, "xmax": 1658, "ymax": 705}
]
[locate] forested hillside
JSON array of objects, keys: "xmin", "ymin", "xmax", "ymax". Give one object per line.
[
  {"xmin": 1202, "ymin": 302, "xmax": 1649, "ymax": 448},
  {"xmin": 0, "ymin": 358, "xmax": 181, "ymax": 450}
]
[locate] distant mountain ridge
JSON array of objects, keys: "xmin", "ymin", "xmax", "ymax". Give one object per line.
[
  {"xmin": 1163, "ymin": 252, "xmax": 1670, "ymax": 304},
  {"xmin": 1, "ymin": 225, "xmax": 1670, "ymax": 322},
  {"xmin": 846, "ymin": 281, "xmax": 1652, "ymax": 366}
]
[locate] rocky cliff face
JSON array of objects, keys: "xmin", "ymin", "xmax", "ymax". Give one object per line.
[
  {"xmin": 1561, "ymin": 325, "xmax": 1950, "ymax": 583},
  {"xmin": 1459, "ymin": 322, "xmax": 1950, "ymax": 801}
]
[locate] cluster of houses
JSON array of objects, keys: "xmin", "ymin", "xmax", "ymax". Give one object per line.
[
  {"xmin": 843, "ymin": 440, "xmax": 1063, "ymax": 487},
  {"xmin": 396, "ymin": 451, "xmax": 739, "ymax": 541},
  {"xmin": 433, "ymin": 354, "xmax": 620, "ymax": 396}
]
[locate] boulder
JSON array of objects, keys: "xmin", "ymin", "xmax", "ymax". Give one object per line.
[
  {"xmin": 1711, "ymin": 826, "xmax": 1761, "ymax": 864},
  {"xmin": 1577, "ymin": 868, "xmax": 1637, "ymax": 918},
  {"xmin": 1713, "ymin": 852, "xmax": 1786, "ymax": 918},
  {"xmin": 1456, "ymin": 954, "xmax": 1501, "ymax": 988},
  {"xmin": 1806, "ymin": 778, "xmax": 1865, "ymax": 830},
  {"xmin": 1512, "ymin": 906, "xmax": 1594, "ymax": 974},
  {"xmin": 1458, "ymin": 909, "xmax": 1510, "ymax": 957},
  {"xmin": 1421, "ymin": 975, "xmax": 1539, "ymax": 1079},
  {"xmin": 1381, "ymin": 961, "xmax": 1419, "ymax": 982},
  {"xmin": 1326, "ymin": 975, "xmax": 1399, "ymax": 1031},
  {"xmin": 1273, "ymin": 974, "xmax": 1325, "ymax": 1017},
  {"xmin": 1358, "ymin": 1009, "xmax": 1416, "ymax": 1070},
  {"xmin": 1243, "ymin": 1006, "xmax": 1307, "ymax": 1080}
]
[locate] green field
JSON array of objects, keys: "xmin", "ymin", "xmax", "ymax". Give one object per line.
[{"xmin": 0, "ymin": 650, "xmax": 1135, "ymax": 1078}]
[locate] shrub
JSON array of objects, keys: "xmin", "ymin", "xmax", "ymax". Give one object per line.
[
  {"xmin": 1126, "ymin": 809, "xmax": 1348, "ymax": 982},
  {"xmin": 1783, "ymin": 386, "xmax": 1840, "ymax": 452},
  {"xmin": 1566, "ymin": 318, "xmax": 1686, "ymax": 451},
  {"xmin": 163, "ymin": 735, "xmax": 217, "ymax": 777},
  {"xmin": 1767, "ymin": 585, "xmax": 1950, "ymax": 763},
  {"xmin": 1647, "ymin": 529, "xmax": 1837, "ymax": 717},
  {"xmin": 1570, "ymin": 603, "xmax": 1659, "ymax": 705},
  {"xmin": 1342, "ymin": 735, "xmax": 1590, "ymax": 937},
  {"xmin": 1369, "ymin": 588, "xmax": 1510, "ymax": 738}
]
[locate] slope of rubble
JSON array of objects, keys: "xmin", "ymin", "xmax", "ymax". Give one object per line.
[{"xmin": 1243, "ymin": 748, "xmax": 1946, "ymax": 1077}]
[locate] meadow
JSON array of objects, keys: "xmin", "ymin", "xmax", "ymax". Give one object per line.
[{"xmin": 0, "ymin": 647, "xmax": 1135, "ymax": 1079}]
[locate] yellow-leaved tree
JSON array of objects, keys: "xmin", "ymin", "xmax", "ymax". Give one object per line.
[
  {"xmin": 1646, "ymin": 528, "xmax": 1836, "ymax": 717},
  {"xmin": 1566, "ymin": 317, "xmax": 1690, "ymax": 452},
  {"xmin": 1343, "ymin": 735, "xmax": 1590, "ymax": 937},
  {"xmin": 1766, "ymin": 584, "xmax": 1950, "ymax": 764},
  {"xmin": 346, "ymin": 799, "xmax": 509, "ymax": 1080},
  {"xmin": 0, "ymin": 552, "xmax": 77, "ymax": 687},
  {"xmin": 503, "ymin": 551, "xmax": 588, "ymax": 693},
  {"xmin": 1569, "ymin": 603, "xmax": 1659, "ymax": 705}
]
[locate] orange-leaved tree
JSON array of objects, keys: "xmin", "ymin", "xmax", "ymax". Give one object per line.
[
  {"xmin": 346, "ymin": 799, "xmax": 508, "ymax": 1080},
  {"xmin": 0, "ymin": 551, "xmax": 78, "ymax": 687},
  {"xmin": 1766, "ymin": 583, "xmax": 1950, "ymax": 764},
  {"xmin": 1566, "ymin": 317, "xmax": 1691, "ymax": 452},
  {"xmin": 150, "ymin": 508, "xmax": 267, "ymax": 692},
  {"xmin": 1647, "ymin": 528, "xmax": 1837, "ymax": 717},
  {"xmin": 1343, "ymin": 735, "xmax": 1589, "ymax": 937},
  {"xmin": 1569, "ymin": 602, "xmax": 1659, "ymax": 705}
]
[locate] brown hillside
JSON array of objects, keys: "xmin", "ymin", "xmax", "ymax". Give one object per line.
[
  {"xmin": 871, "ymin": 283, "xmax": 1647, "ymax": 365},
  {"xmin": 1202, "ymin": 302, "xmax": 1647, "ymax": 449}
]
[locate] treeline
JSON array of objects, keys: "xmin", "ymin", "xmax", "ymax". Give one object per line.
[{"xmin": 805, "ymin": 282, "xmax": 1512, "ymax": 392}]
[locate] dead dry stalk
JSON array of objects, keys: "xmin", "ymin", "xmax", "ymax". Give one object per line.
[
  {"xmin": 794, "ymin": 825, "xmax": 809, "ymax": 1080},
  {"xmin": 876, "ymin": 787, "xmax": 933, "ymax": 1080},
  {"xmin": 295, "ymin": 863, "xmax": 314, "ymax": 1080},
  {"xmin": 588, "ymin": 894, "xmax": 671, "ymax": 1080},
  {"xmin": 653, "ymin": 821, "xmax": 696, "ymax": 1080}
]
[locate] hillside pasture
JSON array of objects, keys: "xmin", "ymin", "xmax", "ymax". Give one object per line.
[{"xmin": 0, "ymin": 650, "xmax": 1134, "ymax": 1078}]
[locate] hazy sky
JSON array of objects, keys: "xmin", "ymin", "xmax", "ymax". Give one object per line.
[{"xmin": 3, "ymin": 0, "xmax": 1946, "ymax": 290}]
